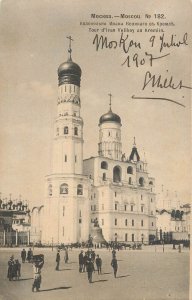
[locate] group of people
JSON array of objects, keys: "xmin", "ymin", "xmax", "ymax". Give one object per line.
[
  {"xmin": 55, "ymin": 247, "xmax": 69, "ymax": 271},
  {"xmin": 7, "ymin": 248, "xmax": 44, "ymax": 293},
  {"xmin": 78, "ymin": 248, "xmax": 118, "ymax": 283},
  {"xmin": 78, "ymin": 249, "xmax": 102, "ymax": 283},
  {"xmin": 7, "ymin": 256, "xmax": 21, "ymax": 281},
  {"xmin": 21, "ymin": 248, "xmax": 33, "ymax": 263},
  {"xmin": 7, "ymin": 246, "xmax": 119, "ymax": 290}
]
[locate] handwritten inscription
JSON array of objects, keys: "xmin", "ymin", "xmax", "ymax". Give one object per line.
[{"xmin": 92, "ymin": 32, "xmax": 191, "ymax": 96}]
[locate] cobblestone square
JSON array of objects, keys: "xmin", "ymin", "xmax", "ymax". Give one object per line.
[{"xmin": 0, "ymin": 245, "xmax": 189, "ymax": 300}]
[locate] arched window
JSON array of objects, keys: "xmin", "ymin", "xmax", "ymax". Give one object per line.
[
  {"xmin": 74, "ymin": 127, "xmax": 78, "ymax": 136},
  {"xmin": 48, "ymin": 184, "xmax": 52, "ymax": 196},
  {"xmin": 60, "ymin": 183, "xmax": 68, "ymax": 194},
  {"xmin": 113, "ymin": 166, "xmax": 121, "ymax": 183},
  {"xmin": 101, "ymin": 161, "xmax": 108, "ymax": 170},
  {"xmin": 127, "ymin": 166, "xmax": 133, "ymax": 174},
  {"xmin": 64, "ymin": 126, "xmax": 68, "ymax": 134},
  {"xmin": 77, "ymin": 184, "xmax": 83, "ymax": 195},
  {"xmin": 139, "ymin": 177, "xmax": 144, "ymax": 187}
]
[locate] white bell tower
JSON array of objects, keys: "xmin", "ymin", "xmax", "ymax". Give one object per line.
[{"xmin": 42, "ymin": 37, "xmax": 90, "ymax": 245}]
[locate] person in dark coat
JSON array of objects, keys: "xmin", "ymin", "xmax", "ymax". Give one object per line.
[
  {"xmin": 86, "ymin": 258, "xmax": 94, "ymax": 283},
  {"xmin": 111, "ymin": 256, "xmax": 118, "ymax": 278},
  {"xmin": 95, "ymin": 255, "xmax": 102, "ymax": 274},
  {"xmin": 21, "ymin": 249, "xmax": 26, "ymax": 263},
  {"xmin": 55, "ymin": 250, "xmax": 60, "ymax": 271},
  {"xmin": 27, "ymin": 248, "xmax": 33, "ymax": 263},
  {"xmin": 64, "ymin": 247, "xmax": 69, "ymax": 263},
  {"xmin": 7, "ymin": 256, "xmax": 14, "ymax": 281},
  {"xmin": 79, "ymin": 250, "xmax": 84, "ymax": 273},
  {"xmin": 13, "ymin": 259, "xmax": 21, "ymax": 280}
]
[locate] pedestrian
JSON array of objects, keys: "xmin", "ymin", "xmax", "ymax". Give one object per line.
[
  {"xmin": 79, "ymin": 250, "xmax": 84, "ymax": 273},
  {"xmin": 32, "ymin": 255, "xmax": 44, "ymax": 292},
  {"xmin": 7, "ymin": 256, "xmax": 14, "ymax": 281},
  {"xmin": 14, "ymin": 259, "xmax": 21, "ymax": 280},
  {"xmin": 95, "ymin": 255, "xmax": 102, "ymax": 274},
  {"xmin": 64, "ymin": 247, "xmax": 69, "ymax": 263},
  {"xmin": 55, "ymin": 250, "xmax": 60, "ymax": 271},
  {"xmin": 86, "ymin": 257, "xmax": 94, "ymax": 283},
  {"xmin": 112, "ymin": 248, "xmax": 116, "ymax": 258},
  {"xmin": 21, "ymin": 248, "xmax": 26, "ymax": 263},
  {"xmin": 111, "ymin": 256, "xmax": 118, "ymax": 278},
  {"xmin": 83, "ymin": 252, "xmax": 88, "ymax": 272},
  {"xmin": 27, "ymin": 248, "xmax": 33, "ymax": 263}
]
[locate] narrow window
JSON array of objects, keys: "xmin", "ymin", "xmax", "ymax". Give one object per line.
[
  {"xmin": 115, "ymin": 192, "xmax": 117, "ymax": 197},
  {"xmin": 102, "ymin": 204, "xmax": 104, "ymax": 210},
  {"xmin": 64, "ymin": 126, "xmax": 68, "ymax": 134},
  {"xmin": 131, "ymin": 205, "xmax": 133, "ymax": 212},
  {"xmin": 141, "ymin": 220, "xmax": 144, "ymax": 227},
  {"xmin": 129, "ymin": 177, "xmax": 132, "ymax": 185},
  {"xmin": 102, "ymin": 173, "xmax": 106, "ymax": 181},
  {"xmin": 115, "ymin": 203, "xmax": 118, "ymax": 210},
  {"xmin": 125, "ymin": 219, "xmax": 128, "ymax": 226},
  {"xmin": 115, "ymin": 218, "xmax": 117, "ymax": 226},
  {"xmin": 132, "ymin": 219, "xmax": 134, "ymax": 226},
  {"xmin": 63, "ymin": 206, "xmax": 65, "ymax": 216},
  {"xmin": 124, "ymin": 205, "xmax": 127, "ymax": 211},
  {"xmin": 141, "ymin": 195, "xmax": 143, "ymax": 200},
  {"xmin": 132, "ymin": 234, "xmax": 134, "ymax": 242},
  {"xmin": 152, "ymin": 222, "xmax": 154, "ymax": 226},
  {"xmin": 141, "ymin": 206, "xmax": 144, "ymax": 212},
  {"xmin": 77, "ymin": 184, "xmax": 83, "ymax": 195},
  {"xmin": 102, "ymin": 219, "xmax": 104, "ymax": 226},
  {"xmin": 75, "ymin": 155, "xmax": 77, "ymax": 163},
  {"xmin": 65, "ymin": 155, "xmax": 67, "ymax": 162},
  {"xmin": 74, "ymin": 127, "xmax": 78, "ymax": 136}
]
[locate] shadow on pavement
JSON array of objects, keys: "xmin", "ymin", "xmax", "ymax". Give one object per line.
[
  {"xmin": 39, "ymin": 286, "xmax": 72, "ymax": 292},
  {"xmin": 92, "ymin": 279, "xmax": 108, "ymax": 283},
  {"xmin": 19, "ymin": 278, "xmax": 33, "ymax": 281},
  {"xmin": 116, "ymin": 274, "xmax": 130, "ymax": 279},
  {"xmin": 101, "ymin": 272, "xmax": 111, "ymax": 275},
  {"xmin": 59, "ymin": 268, "xmax": 73, "ymax": 271}
]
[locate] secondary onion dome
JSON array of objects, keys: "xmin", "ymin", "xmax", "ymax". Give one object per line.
[
  {"xmin": 99, "ymin": 109, "xmax": 121, "ymax": 125},
  {"xmin": 58, "ymin": 36, "xmax": 82, "ymax": 87},
  {"xmin": 99, "ymin": 93, "xmax": 121, "ymax": 125}
]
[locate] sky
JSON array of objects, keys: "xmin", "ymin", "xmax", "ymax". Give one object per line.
[{"xmin": 0, "ymin": 0, "xmax": 191, "ymax": 207}]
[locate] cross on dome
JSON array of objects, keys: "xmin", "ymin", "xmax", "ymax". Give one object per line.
[
  {"xmin": 108, "ymin": 93, "xmax": 112, "ymax": 110},
  {"xmin": 66, "ymin": 35, "xmax": 74, "ymax": 61}
]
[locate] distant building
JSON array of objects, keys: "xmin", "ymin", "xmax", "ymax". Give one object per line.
[
  {"xmin": 156, "ymin": 188, "xmax": 190, "ymax": 241},
  {"xmin": 0, "ymin": 196, "xmax": 30, "ymax": 245}
]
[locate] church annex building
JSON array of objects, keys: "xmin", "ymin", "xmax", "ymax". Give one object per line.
[{"xmin": 31, "ymin": 40, "xmax": 156, "ymax": 245}]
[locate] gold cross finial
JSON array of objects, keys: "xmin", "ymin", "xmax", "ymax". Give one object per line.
[{"xmin": 66, "ymin": 35, "xmax": 73, "ymax": 60}]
